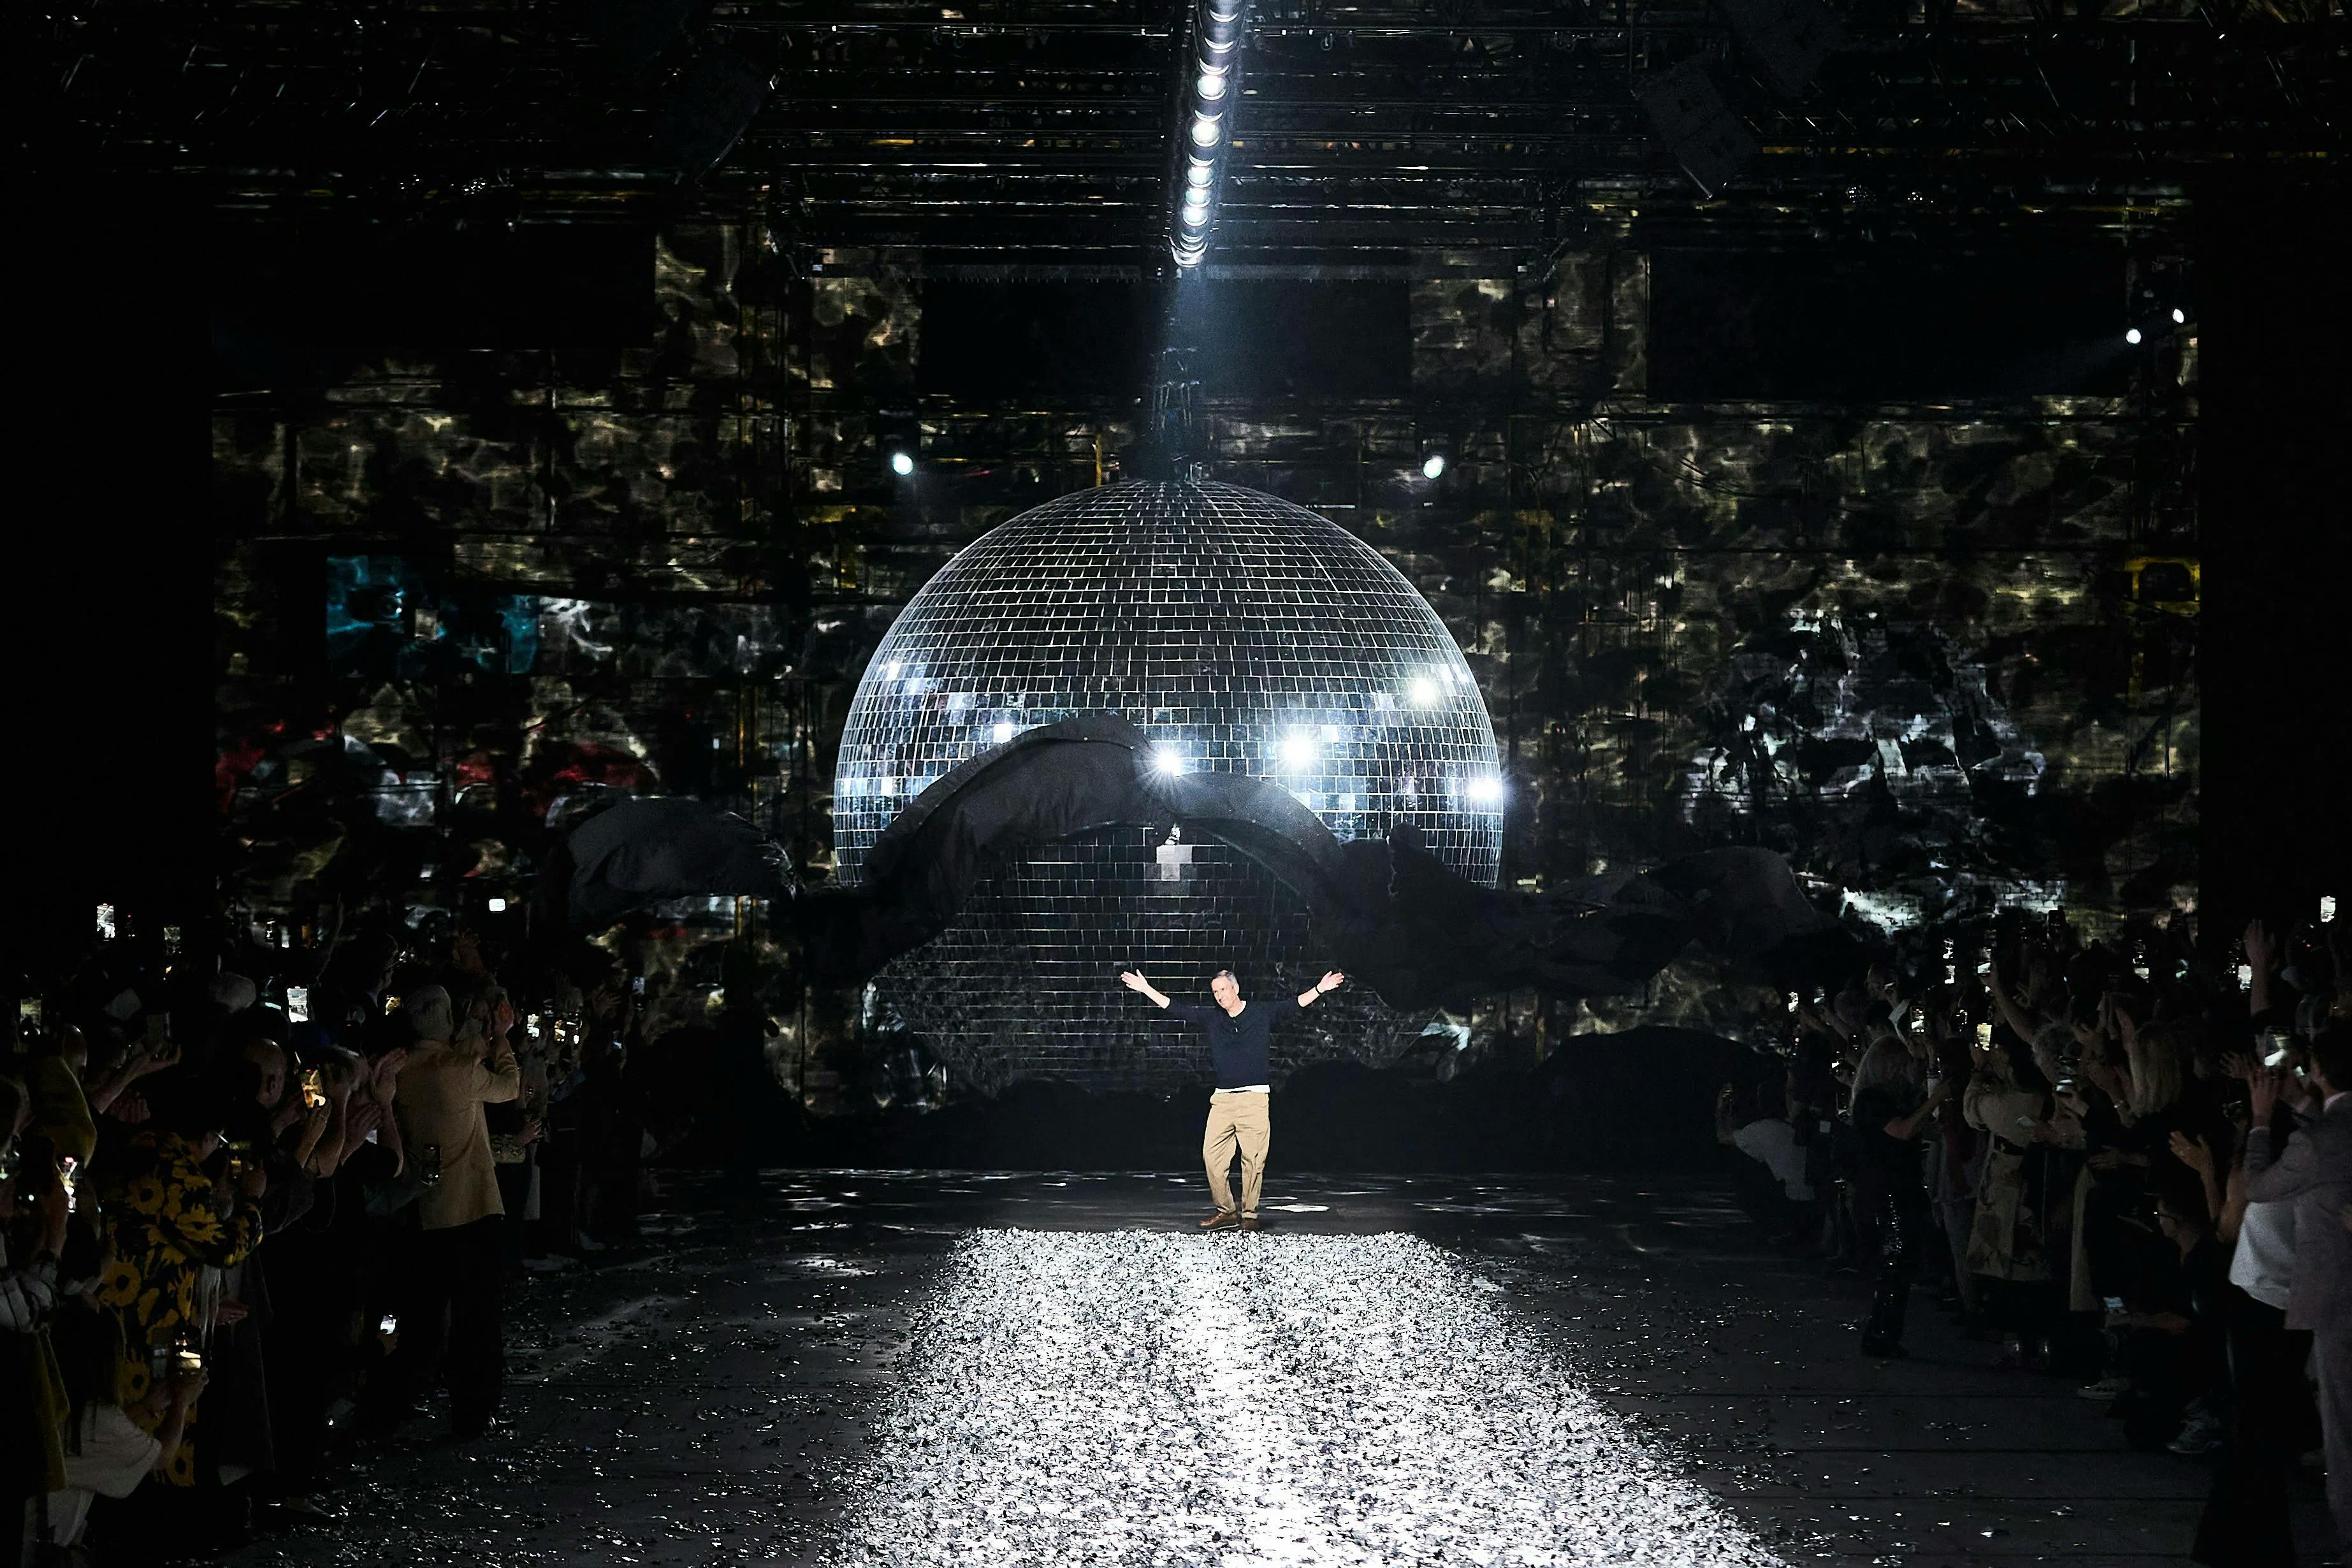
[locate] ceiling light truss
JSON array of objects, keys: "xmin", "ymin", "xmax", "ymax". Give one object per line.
[{"xmin": 1168, "ymin": 0, "xmax": 1249, "ymax": 270}]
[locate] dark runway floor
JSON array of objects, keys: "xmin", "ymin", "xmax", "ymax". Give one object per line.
[{"xmin": 221, "ymin": 1171, "xmax": 2332, "ymax": 1567}]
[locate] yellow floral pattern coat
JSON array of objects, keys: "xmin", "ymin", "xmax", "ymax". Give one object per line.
[{"xmin": 95, "ymin": 1130, "xmax": 263, "ymax": 1486}]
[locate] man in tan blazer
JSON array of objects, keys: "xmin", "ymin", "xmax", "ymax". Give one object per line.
[
  {"xmin": 391, "ymin": 980, "xmax": 519, "ymax": 1439},
  {"xmin": 2246, "ymin": 1027, "xmax": 2352, "ymax": 1550}
]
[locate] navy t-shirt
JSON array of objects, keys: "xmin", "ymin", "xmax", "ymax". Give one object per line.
[{"xmin": 1169, "ymin": 996, "xmax": 1300, "ymax": 1089}]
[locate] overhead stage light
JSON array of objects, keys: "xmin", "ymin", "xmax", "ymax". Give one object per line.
[
  {"xmin": 2171, "ymin": 308, "xmax": 2186, "ymax": 324},
  {"xmin": 1170, "ymin": 0, "xmax": 1247, "ymax": 266},
  {"xmin": 890, "ymin": 450, "xmax": 916, "ymax": 476},
  {"xmin": 2125, "ymin": 328, "xmax": 2143, "ymax": 345},
  {"xmin": 1421, "ymin": 453, "xmax": 1446, "ymax": 480}
]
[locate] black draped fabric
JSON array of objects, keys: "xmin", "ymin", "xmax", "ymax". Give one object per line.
[
  {"xmin": 539, "ymin": 797, "xmax": 800, "ymax": 929},
  {"xmin": 549, "ymin": 713, "xmax": 1864, "ymax": 1008}
]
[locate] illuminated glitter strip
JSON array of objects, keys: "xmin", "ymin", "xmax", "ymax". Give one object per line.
[{"xmin": 829, "ymin": 1231, "xmax": 1787, "ymax": 1567}]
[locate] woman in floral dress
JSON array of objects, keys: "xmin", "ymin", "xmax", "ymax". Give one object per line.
[{"xmin": 95, "ymin": 1084, "xmax": 265, "ymax": 1488}]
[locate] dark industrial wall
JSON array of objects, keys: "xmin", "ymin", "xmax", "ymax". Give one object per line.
[
  {"xmin": 207, "ymin": 222, "xmax": 2200, "ymax": 1059},
  {"xmin": 8, "ymin": 191, "xmax": 212, "ymax": 973}
]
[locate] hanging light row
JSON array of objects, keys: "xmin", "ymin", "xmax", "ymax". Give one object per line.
[{"xmin": 1170, "ymin": 0, "xmax": 1245, "ymax": 270}]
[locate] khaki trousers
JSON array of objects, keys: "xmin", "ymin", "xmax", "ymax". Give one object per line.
[{"xmin": 1202, "ymin": 1090, "xmax": 1270, "ymax": 1217}]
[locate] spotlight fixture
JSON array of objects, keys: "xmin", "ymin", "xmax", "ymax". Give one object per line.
[
  {"xmin": 2171, "ymin": 308, "xmax": 2186, "ymax": 324},
  {"xmin": 890, "ymin": 450, "xmax": 916, "ymax": 476},
  {"xmin": 1168, "ymin": 0, "xmax": 1250, "ymax": 268},
  {"xmin": 2125, "ymin": 328, "xmax": 2143, "ymax": 345},
  {"xmin": 1420, "ymin": 453, "xmax": 1446, "ymax": 480}
]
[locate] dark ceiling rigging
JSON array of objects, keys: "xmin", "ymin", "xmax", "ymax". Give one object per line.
[{"xmin": 26, "ymin": 0, "xmax": 2343, "ymax": 265}]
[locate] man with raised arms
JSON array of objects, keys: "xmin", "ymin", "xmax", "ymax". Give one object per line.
[{"xmin": 1119, "ymin": 966, "xmax": 1346, "ymax": 1231}]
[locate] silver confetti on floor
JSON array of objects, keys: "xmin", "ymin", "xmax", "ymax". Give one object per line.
[{"xmin": 829, "ymin": 1230, "xmax": 1787, "ymax": 1567}]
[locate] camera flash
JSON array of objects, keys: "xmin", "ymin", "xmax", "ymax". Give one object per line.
[{"xmin": 2237, "ymin": 962, "xmax": 2254, "ymax": 989}]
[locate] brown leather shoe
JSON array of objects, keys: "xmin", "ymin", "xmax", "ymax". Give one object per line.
[
  {"xmin": 1200, "ymin": 1210, "xmax": 1240, "ymax": 1230},
  {"xmin": 1237, "ymin": 1214, "xmax": 1260, "ymax": 1231}
]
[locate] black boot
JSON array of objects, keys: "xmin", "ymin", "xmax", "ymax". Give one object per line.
[{"xmin": 1861, "ymin": 1272, "xmax": 1912, "ymax": 1356}]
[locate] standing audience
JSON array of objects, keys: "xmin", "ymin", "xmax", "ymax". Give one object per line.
[
  {"xmin": 2, "ymin": 913, "xmax": 658, "ymax": 1565},
  {"xmin": 1720, "ymin": 903, "xmax": 2349, "ymax": 1565}
]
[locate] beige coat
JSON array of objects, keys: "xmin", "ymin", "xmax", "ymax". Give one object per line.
[
  {"xmin": 1963, "ymin": 1075, "xmax": 2049, "ymax": 1281},
  {"xmin": 395, "ymin": 1035, "xmax": 521, "ymax": 1231}
]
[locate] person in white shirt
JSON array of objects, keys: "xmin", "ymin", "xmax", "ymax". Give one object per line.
[
  {"xmin": 1724, "ymin": 1080, "xmax": 1815, "ymax": 1205},
  {"xmin": 25, "ymin": 1273, "xmax": 204, "ymax": 1555}
]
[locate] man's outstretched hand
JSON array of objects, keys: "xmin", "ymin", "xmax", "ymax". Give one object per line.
[{"xmin": 1298, "ymin": 971, "xmax": 1347, "ymax": 1007}]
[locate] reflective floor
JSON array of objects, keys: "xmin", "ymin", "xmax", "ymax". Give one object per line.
[{"xmin": 222, "ymin": 1171, "xmax": 2329, "ymax": 1567}]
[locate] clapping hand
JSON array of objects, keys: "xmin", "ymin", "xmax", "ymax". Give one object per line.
[
  {"xmin": 2249, "ymin": 1066, "xmax": 2285, "ymax": 1124},
  {"xmin": 2244, "ymin": 917, "xmax": 2276, "ymax": 977},
  {"xmin": 371, "ymin": 1048, "xmax": 407, "ymax": 1100},
  {"xmin": 345, "ymin": 1096, "xmax": 385, "ymax": 1142}
]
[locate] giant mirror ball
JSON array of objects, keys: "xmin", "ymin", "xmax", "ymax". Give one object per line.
[{"xmin": 834, "ymin": 479, "xmax": 1502, "ymax": 1091}]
